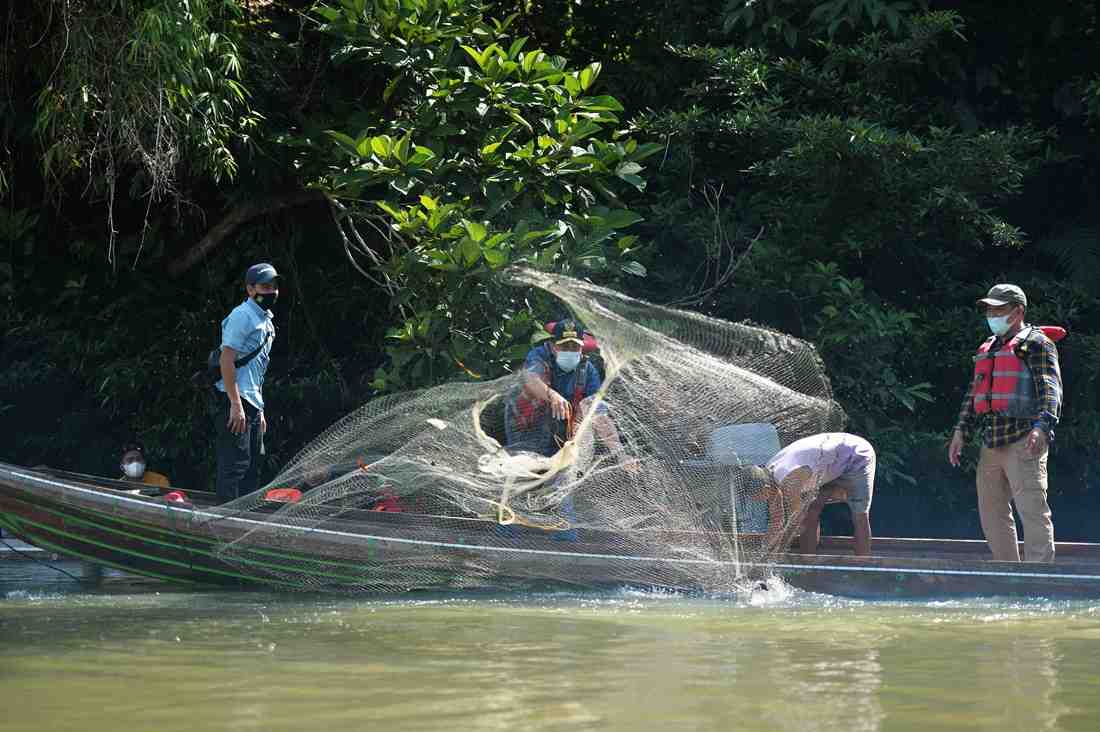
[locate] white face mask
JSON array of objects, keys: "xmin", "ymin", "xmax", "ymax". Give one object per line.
[
  {"xmin": 987, "ymin": 315, "xmax": 1012, "ymax": 336},
  {"xmin": 122, "ymin": 462, "xmax": 145, "ymax": 479},
  {"xmin": 555, "ymin": 351, "xmax": 582, "ymax": 372}
]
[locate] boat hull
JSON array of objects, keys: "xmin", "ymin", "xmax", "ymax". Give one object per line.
[{"xmin": 4, "ymin": 462, "xmax": 1100, "ymax": 598}]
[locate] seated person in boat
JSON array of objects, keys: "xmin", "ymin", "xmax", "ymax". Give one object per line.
[
  {"xmin": 503, "ymin": 319, "xmax": 633, "ymax": 537},
  {"xmin": 119, "ymin": 443, "xmax": 171, "ymax": 489},
  {"xmin": 506, "ymin": 319, "xmax": 630, "ymax": 461},
  {"xmin": 748, "ymin": 432, "xmax": 875, "ymax": 556}
]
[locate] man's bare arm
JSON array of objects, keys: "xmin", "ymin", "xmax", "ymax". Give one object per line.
[{"xmin": 219, "ymin": 347, "xmax": 247, "ymax": 434}]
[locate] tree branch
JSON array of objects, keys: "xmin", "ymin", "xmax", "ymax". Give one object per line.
[{"xmin": 166, "ymin": 190, "xmax": 327, "ymax": 276}]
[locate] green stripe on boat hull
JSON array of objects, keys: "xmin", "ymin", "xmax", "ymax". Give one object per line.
[{"xmin": 5, "ymin": 461, "xmax": 1100, "ymax": 598}]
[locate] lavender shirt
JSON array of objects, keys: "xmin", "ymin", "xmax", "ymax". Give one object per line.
[{"xmin": 765, "ymin": 432, "xmax": 876, "ymax": 512}]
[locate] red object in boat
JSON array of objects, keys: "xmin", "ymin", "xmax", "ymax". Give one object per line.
[
  {"xmin": 370, "ymin": 490, "xmax": 404, "ymax": 512},
  {"xmin": 163, "ymin": 491, "xmax": 189, "ymax": 504},
  {"xmin": 264, "ymin": 487, "xmax": 303, "ymax": 503}
]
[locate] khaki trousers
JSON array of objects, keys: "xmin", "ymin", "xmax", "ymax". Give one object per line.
[{"xmin": 976, "ymin": 437, "xmax": 1054, "ymax": 562}]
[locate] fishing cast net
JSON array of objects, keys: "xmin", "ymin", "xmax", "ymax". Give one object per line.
[{"xmin": 211, "ymin": 268, "xmax": 845, "ymax": 593}]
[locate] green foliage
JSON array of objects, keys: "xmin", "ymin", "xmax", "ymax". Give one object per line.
[
  {"xmin": 29, "ymin": 0, "xmax": 258, "ymax": 228},
  {"xmin": 1038, "ymin": 226, "xmax": 1100, "ymax": 295},
  {"xmin": 806, "ymin": 263, "xmax": 932, "ymax": 412},
  {"xmin": 0, "ymin": 207, "xmax": 38, "ymax": 301},
  {"xmin": 309, "ymin": 0, "xmax": 659, "ymax": 389},
  {"xmin": 629, "ymin": 10, "xmax": 1056, "ymax": 491},
  {"xmin": 722, "ymin": 0, "xmax": 927, "ymax": 47}
]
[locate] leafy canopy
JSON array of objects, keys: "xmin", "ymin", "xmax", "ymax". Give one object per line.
[{"xmin": 308, "ymin": 0, "xmax": 661, "ymax": 389}]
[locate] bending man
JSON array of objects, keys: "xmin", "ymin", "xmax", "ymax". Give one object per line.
[{"xmin": 750, "ymin": 432, "xmax": 875, "ymax": 556}]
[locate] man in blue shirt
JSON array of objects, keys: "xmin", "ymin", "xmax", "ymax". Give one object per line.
[
  {"xmin": 214, "ymin": 262, "xmax": 278, "ymax": 502},
  {"xmin": 507, "ymin": 320, "xmax": 607, "ymax": 456},
  {"xmin": 504, "ymin": 320, "xmax": 634, "ymax": 539}
]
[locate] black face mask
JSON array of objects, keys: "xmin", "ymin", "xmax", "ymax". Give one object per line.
[{"xmin": 253, "ymin": 291, "xmax": 279, "ymax": 311}]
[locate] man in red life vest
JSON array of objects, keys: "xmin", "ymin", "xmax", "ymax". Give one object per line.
[
  {"xmin": 503, "ymin": 319, "xmax": 634, "ymax": 540},
  {"xmin": 948, "ymin": 284, "xmax": 1063, "ymax": 562},
  {"xmin": 506, "ymin": 319, "xmax": 629, "ymax": 461}
]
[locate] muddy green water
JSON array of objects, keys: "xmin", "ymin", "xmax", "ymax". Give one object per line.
[{"xmin": 2, "ymin": 560, "xmax": 1100, "ymax": 732}]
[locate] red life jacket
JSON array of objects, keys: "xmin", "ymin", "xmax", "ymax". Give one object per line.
[
  {"xmin": 512, "ymin": 325, "xmax": 599, "ymax": 433},
  {"xmin": 513, "ymin": 369, "xmax": 550, "ymax": 432},
  {"xmin": 369, "ymin": 489, "xmax": 405, "ymax": 512},
  {"xmin": 512, "ymin": 350, "xmax": 589, "ymax": 434},
  {"xmin": 971, "ymin": 325, "xmax": 1064, "ymax": 417}
]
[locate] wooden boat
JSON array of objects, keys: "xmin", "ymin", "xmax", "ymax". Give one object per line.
[{"xmin": 3, "ymin": 461, "xmax": 1100, "ymax": 598}]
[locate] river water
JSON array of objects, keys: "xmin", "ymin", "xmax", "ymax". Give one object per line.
[{"xmin": 2, "ymin": 557, "xmax": 1099, "ymax": 732}]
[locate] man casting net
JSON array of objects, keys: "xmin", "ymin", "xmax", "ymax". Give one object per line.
[{"xmin": 210, "ymin": 268, "xmax": 845, "ymax": 593}]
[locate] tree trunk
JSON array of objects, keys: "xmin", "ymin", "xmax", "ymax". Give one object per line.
[{"xmin": 166, "ymin": 190, "xmax": 327, "ymax": 276}]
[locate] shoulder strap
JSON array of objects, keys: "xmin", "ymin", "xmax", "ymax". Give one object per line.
[
  {"xmin": 572, "ymin": 356, "xmax": 589, "ymax": 406},
  {"xmin": 234, "ymin": 329, "xmax": 271, "ymax": 369},
  {"xmin": 1015, "ymin": 325, "xmax": 1037, "ymax": 343}
]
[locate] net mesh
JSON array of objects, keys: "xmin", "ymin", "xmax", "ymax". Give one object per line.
[{"xmin": 210, "ymin": 268, "xmax": 846, "ymax": 593}]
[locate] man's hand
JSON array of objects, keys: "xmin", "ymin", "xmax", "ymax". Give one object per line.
[
  {"xmin": 259, "ymin": 411, "xmax": 267, "ymax": 435},
  {"xmin": 948, "ymin": 430, "xmax": 964, "ymax": 467},
  {"xmin": 1024, "ymin": 428, "xmax": 1048, "ymax": 458},
  {"xmin": 228, "ymin": 401, "xmax": 247, "ymax": 435},
  {"xmin": 547, "ymin": 389, "xmax": 571, "ymax": 421}
]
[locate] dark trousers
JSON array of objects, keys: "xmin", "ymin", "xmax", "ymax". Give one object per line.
[{"xmin": 214, "ymin": 394, "xmax": 264, "ymax": 503}]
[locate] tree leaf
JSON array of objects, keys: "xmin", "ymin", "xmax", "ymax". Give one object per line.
[
  {"xmin": 579, "ymin": 62, "xmax": 601, "ymax": 91},
  {"xmin": 393, "ymin": 132, "xmax": 411, "ymax": 165},
  {"xmin": 376, "ymin": 201, "xmax": 402, "ymax": 219},
  {"xmin": 461, "ymin": 44, "xmax": 488, "ymax": 71},
  {"xmin": 484, "ymin": 247, "xmax": 508, "ymax": 268},
  {"xmin": 458, "ymin": 236, "xmax": 481, "ymax": 266},
  {"xmin": 326, "ymin": 130, "xmax": 360, "ymax": 156},
  {"xmin": 615, "ymin": 161, "xmax": 643, "ymax": 177},
  {"xmin": 616, "ymin": 234, "xmax": 638, "ymax": 251},
  {"xmin": 463, "ymin": 220, "xmax": 487, "ymax": 242},
  {"xmin": 507, "ymin": 37, "xmax": 527, "ymax": 60},
  {"xmin": 578, "ymin": 95, "xmax": 624, "ymax": 112},
  {"xmin": 507, "ymin": 110, "xmax": 533, "ymax": 133},
  {"xmin": 484, "ymin": 232, "xmax": 510, "ymax": 249},
  {"xmin": 521, "ymin": 50, "xmax": 544, "ymax": 74},
  {"xmin": 371, "ymin": 135, "xmax": 392, "ymax": 158}
]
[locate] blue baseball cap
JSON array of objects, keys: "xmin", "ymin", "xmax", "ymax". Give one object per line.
[
  {"xmin": 245, "ymin": 262, "xmax": 278, "ymax": 285},
  {"xmin": 552, "ymin": 319, "xmax": 587, "ymax": 346}
]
